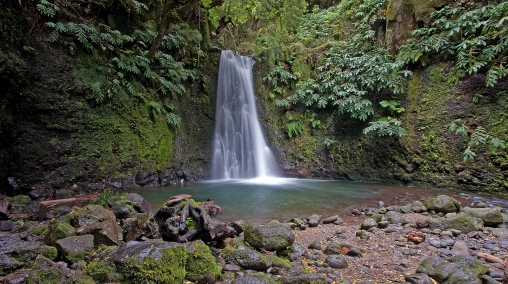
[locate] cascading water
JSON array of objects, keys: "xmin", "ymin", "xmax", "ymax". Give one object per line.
[{"xmin": 211, "ymin": 50, "xmax": 280, "ymax": 180}]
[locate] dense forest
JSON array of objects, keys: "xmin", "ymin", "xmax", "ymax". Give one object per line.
[{"xmin": 0, "ymin": 0, "xmax": 507, "ymax": 198}]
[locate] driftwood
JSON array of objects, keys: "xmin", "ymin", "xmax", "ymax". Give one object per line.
[
  {"xmin": 166, "ymin": 194, "xmax": 192, "ymax": 207},
  {"xmin": 39, "ymin": 194, "xmax": 98, "ymax": 208},
  {"xmin": 155, "ymin": 195, "xmax": 236, "ymax": 243},
  {"xmin": 476, "ymin": 252, "xmax": 508, "ymax": 267}
]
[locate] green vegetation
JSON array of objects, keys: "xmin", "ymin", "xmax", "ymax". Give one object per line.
[
  {"xmin": 399, "ymin": 2, "xmax": 508, "ymax": 87},
  {"xmin": 448, "ymin": 120, "xmax": 506, "ymax": 161},
  {"xmin": 36, "ymin": 0, "xmax": 203, "ymax": 127}
]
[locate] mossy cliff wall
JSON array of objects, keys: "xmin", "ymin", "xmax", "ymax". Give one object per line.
[
  {"xmin": 0, "ymin": 2, "xmax": 219, "ymax": 197},
  {"xmin": 255, "ymin": 60, "xmax": 507, "ymax": 196}
]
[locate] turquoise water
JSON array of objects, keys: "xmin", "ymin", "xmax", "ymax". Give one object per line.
[{"xmin": 132, "ymin": 178, "xmax": 454, "ymax": 222}]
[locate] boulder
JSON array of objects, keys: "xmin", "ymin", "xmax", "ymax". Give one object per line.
[
  {"xmin": 426, "ymin": 195, "xmax": 461, "ymax": 214},
  {"xmin": 22, "ymin": 201, "xmax": 48, "ymax": 221},
  {"xmin": 461, "ymin": 207, "xmax": 504, "ymax": 226},
  {"xmin": 307, "ymin": 214, "xmax": 321, "ymax": 227},
  {"xmin": 226, "ymin": 249, "xmax": 270, "ymax": 270},
  {"xmin": 1, "ymin": 269, "xmax": 29, "ymax": 284},
  {"xmin": 55, "ymin": 234, "xmax": 94, "ymax": 263},
  {"xmin": 385, "ymin": 211, "xmax": 407, "ymax": 224},
  {"xmin": 26, "ymin": 255, "xmax": 94, "ymax": 283},
  {"xmin": 104, "ymin": 239, "xmax": 220, "ymax": 283},
  {"xmin": 44, "ymin": 219, "xmax": 75, "ymax": 246},
  {"xmin": 417, "ymin": 255, "xmax": 489, "ymax": 283},
  {"xmin": 122, "ymin": 213, "xmax": 161, "ymax": 242},
  {"xmin": 244, "ymin": 222, "xmax": 295, "ymax": 251},
  {"xmin": 0, "ymin": 254, "xmax": 21, "ymax": 275},
  {"xmin": 0, "ymin": 198, "xmax": 8, "ymax": 220},
  {"xmin": 405, "ymin": 273, "xmax": 433, "ymax": 284},
  {"xmin": 111, "ymin": 204, "xmax": 136, "ymax": 219},
  {"xmin": 73, "ymin": 204, "xmax": 122, "ymax": 246},
  {"xmin": 428, "ymin": 213, "xmax": 483, "ymax": 233},
  {"xmin": 125, "ymin": 193, "xmax": 154, "ymax": 214},
  {"xmin": 322, "ymin": 215, "xmax": 338, "ymax": 224},
  {"xmin": 326, "ymin": 255, "xmax": 348, "ymax": 269},
  {"xmin": 360, "ymin": 218, "xmax": 378, "ymax": 230}
]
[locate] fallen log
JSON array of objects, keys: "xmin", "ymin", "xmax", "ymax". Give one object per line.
[
  {"xmin": 39, "ymin": 194, "xmax": 98, "ymax": 208},
  {"xmin": 477, "ymin": 252, "xmax": 508, "ymax": 267},
  {"xmin": 166, "ymin": 194, "xmax": 192, "ymax": 207}
]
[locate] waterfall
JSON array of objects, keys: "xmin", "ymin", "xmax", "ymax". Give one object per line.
[{"xmin": 211, "ymin": 50, "xmax": 280, "ymax": 180}]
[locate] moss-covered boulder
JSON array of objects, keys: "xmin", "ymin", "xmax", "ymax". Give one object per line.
[
  {"xmin": 44, "ymin": 219, "xmax": 75, "ymax": 246},
  {"xmin": 426, "ymin": 195, "xmax": 461, "ymax": 214},
  {"xmin": 428, "ymin": 213, "xmax": 484, "ymax": 233},
  {"xmin": 55, "ymin": 234, "xmax": 94, "ymax": 263},
  {"xmin": 461, "ymin": 207, "xmax": 504, "ymax": 227},
  {"xmin": 417, "ymin": 255, "xmax": 489, "ymax": 283},
  {"xmin": 244, "ymin": 222, "xmax": 295, "ymax": 251},
  {"xmin": 73, "ymin": 204, "xmax": 122, "ymax": 246},
  {"xmin": 100, "ymin": 239, "xmax": 220, "ymax": 283},
  {"xmin": 185, "ymin": 241, "xmax": 222, "ymax": 282},
  {"xmin": 226, "ymin": 249, "xmax": 270, "ymax": 271},
  {"xmin": 26, "ymin": 255, "xmax": 95, "ymax": 284}
]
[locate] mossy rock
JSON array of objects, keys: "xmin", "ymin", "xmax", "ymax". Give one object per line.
[
  {"xmin": 8, "ymin": 195, "xmax": 32, "ymax": 206},
  {"xmin": 185, "ymin": 241, "xmax": 222, "ymax": 282},
  {"xmin": 417, "ymin": 255, "xmax": 489, "ymax": 283},
  {"xmin": 26, "ymin": 255, "xmax": 95, "ymax": 284},
  {"xmin": 117, "ymin": 246, "xmax": 187, "ymax": 283},
  {"xmin": 244, "ymin": 222, "xmax": 295, "ymax": 251},
  {"xmin": 32, "ymin": 224, "xmax": 50, "ymax": 236},
  {"xmin": 428, "ymin": 213, "xmax": 484, "ymax": 233},
  {"xmin": 38, "ymin": 245, "xmax": 58, "ymax": 261},
  {"xmin": 44, "ymin": 219, "xmax": 75, "ymax": 246},
  {"xmin": 232, "ymin": 273, "xmax": 277, "ymax": 284}
]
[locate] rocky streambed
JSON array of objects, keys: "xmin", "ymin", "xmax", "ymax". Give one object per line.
[{"xmin": 1, "ymin": 192, "xmax": 508, "ymax": 283}]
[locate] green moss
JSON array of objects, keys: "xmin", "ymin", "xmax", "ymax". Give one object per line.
[
  {"xmin": 8, "ymin": 195, "xmax": 31, "ymax": 206},
  {"xmin": 265, "ymin": 255, "xmax": 292, "ymax": 269},
  {"xmin": 32, "ymin": 224, "xmax": 49, "ymax": 236},
  {"xmin": 39, "ymin": 246, "xmax": 58, "ymax": 261},
  {"xmin": 118, "ymin": 246, "xmax": 187, "ymax": 283},
  {"xmin": 85, "ymin": 259, "xmax": 120, "ymax": 283},
  {"xmin": 185, "ymin": 242, "xmax": 222, "ymax": 282},
  {"xmin": 44, "ymin": 219, "xmax": 75, "ymax": 246}
]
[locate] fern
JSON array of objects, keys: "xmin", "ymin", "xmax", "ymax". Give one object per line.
[
  {"xmin": 362, "ymin": 117, "xmax": 406, "ymax": 137},
  {"xmin": 286, "ymin": 121, "xmax": 304, "ymax": 138}
]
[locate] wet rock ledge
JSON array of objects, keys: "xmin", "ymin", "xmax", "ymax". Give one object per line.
[{"xmin": 0, "ymin": 192, "xmax": 507, "ymax": 283}]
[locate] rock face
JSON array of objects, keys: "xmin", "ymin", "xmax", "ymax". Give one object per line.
[
  {"xmin": 244, "ymin": 222, "xmax": 295, "ymax": 251},
  {"xmin": 385, "ymin": 0, "xmax": 418, "ymax": 53}
]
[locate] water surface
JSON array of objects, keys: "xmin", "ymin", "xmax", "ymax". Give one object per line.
[{"xmin": 133, "ymin": 178, "xmax": 465, "ymax": 222}]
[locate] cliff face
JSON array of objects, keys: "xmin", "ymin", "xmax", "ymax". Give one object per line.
[{"xmin": 0, "ymin": 1, "xmax": 219, "ymax": 197}]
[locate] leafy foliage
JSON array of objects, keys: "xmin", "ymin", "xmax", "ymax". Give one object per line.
[
  {"xmin": 447, "ymin": 120, "xmax": 506, "ymax": 161},
  {"xmin": 37, "ymin": 0, "xmax": 203, "ymax": 127},
  {"xmin": 399, "ymin": 2, "xmax": 508, "ymax": 87},
  {"xmin": 363, "ymin": 117, "xmax": 406, "ymax": 137}
]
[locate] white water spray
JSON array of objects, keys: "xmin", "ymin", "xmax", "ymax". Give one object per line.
[{"xmin": 211, "ymin": 50, "xmax": 279, "ymax": 180}]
